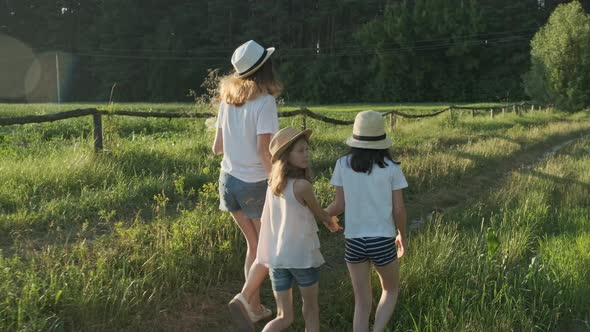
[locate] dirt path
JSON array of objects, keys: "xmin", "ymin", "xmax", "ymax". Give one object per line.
[
  {"xmin": 406, "ymin": 131, "xmax": 589, "ymax": 230},
  {"xmin": 147, "ymin": 130, "xmax": 590, "ymax": 332}
]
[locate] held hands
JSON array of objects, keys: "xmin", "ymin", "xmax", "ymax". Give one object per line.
[
  {"xmin": 323, "ymin": 215, "xmax": 343, "ymax": 233},
  {"xmin": 395, "ymin": 233, "xmax": 406, "ymax": 258}
]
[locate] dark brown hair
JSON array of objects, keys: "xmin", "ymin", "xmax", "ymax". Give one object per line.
[{"xmin": 346, "ymin": 148, "xmax": 400, "ymax": 174}]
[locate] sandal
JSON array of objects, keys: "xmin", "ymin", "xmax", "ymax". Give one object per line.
[
  {"xmin": 248, "ymin": 304, "xmax": 273, "ymax": 323},
  {"xmin": 228, "ymin": 293, "xmax": 255, "ymax": 332}
]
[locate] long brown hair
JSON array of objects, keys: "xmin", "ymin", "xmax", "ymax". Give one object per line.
[
  {"xmin": 218, "ymin": 60, "xmax": 283, "ymax": 106},
  {"xmin": 269, "ymin": 137, "xmax": 313, "ymax": 196}
]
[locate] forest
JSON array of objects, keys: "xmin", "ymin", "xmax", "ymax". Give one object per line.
[{"xmin": 1, "ymin": 0, "xmax": 589, "ymax": 103}]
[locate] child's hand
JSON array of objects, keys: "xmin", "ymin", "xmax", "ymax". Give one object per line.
[
  {"xmin": 323, "ymin": 216, "xmax": 342, "ymax": 233},
  {"xmin": 396, "ymin": 234, "xmax": 406, "ymax": 258}
]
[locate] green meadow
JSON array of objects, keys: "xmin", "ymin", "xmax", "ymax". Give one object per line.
[{"xmin": 0, "ymin": 103, "xmax": 589, "ymax": 331}]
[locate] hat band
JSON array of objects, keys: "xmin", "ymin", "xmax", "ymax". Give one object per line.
[
  {"xmin": 237, "ymin": 49, "xmax": 267, "ymax": 76},
  {"xmin": 353, "ymin": 134, "xmax": 386, "ymax": 141}
]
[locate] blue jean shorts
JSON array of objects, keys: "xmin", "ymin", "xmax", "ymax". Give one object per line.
[
  {"xmin": 218, "ymin": 172, "xmax": 267, "ymax": 219},
  {"xmin": 269, "ymin": 267, "xmax": 320, "ymax": 292}
]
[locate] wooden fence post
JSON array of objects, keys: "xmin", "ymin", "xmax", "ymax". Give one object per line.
[
  {"xmin": 490, "ymin": 109, "xmax": 494, "ymax": 119},
  {"xmin": 93, "ymin": 113, "xmax": 103, "ymax": 151},
  {"xmin": 502, "ymin": 108, "xmax": 505, "ymax": 115},
  {"xmin": 471, "ymin": 109, "xmax": 475, "ymax": 117},
  {"xmin": 301, "ymin": 109, "xmax": 307, "ymax": 130},
  {"xmin": 389, "ymin": 113, "xmax": 396, "ymax": 130},
  {"xmin": 513, "ymin": 104, "xmax": 516, "ymax": 113}
]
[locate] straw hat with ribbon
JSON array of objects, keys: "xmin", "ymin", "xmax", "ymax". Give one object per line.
[
  {"xmin": 346, "ymin": 110, "xmax": 392, "ymax": 150},
  {"xmin": 231, "ymin": 40, "xmax": 275, "ymax": 79},
  {"xmin": 270, "ymin": 127, "xmax": 312, "ymax": 163}
]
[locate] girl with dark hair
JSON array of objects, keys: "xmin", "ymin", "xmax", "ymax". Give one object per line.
[{"xmin": 326, "ymin": 110, "xmax": 408, "ymax": 332}]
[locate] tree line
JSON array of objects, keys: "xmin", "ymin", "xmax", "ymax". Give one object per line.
[{"xmin": 0, "ymin": 0, "xmax": 588, "ymax": 104}]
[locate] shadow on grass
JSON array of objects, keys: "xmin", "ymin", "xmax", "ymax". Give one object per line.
[
  {"xmin": 456, "ymin": 113, "xmax": 562, "ymax": 132},
  {"xmin": 0, "ymin": 144, "xmax": 218, "ymax": 253},
  {"xmin": 459, "ymin": 121, "xmax": 515, "ymax": 133},
  {"xmin": 528, "ymin": 169, "xmax": 590, "ymax": 192},
  {"xmin": 114, "ymin": 120, "xmax": 201, "ymax": 138},
  {"xmin": 434, "ymin": 133, "xmax": 523, "ymax": 149},
  {"xmin": 104, "ymin": 145, "xmax": 209, "ymax": 178},
  {"xmin": 408, "ymin": 128, "xmax": 590, "ymax": 227}
]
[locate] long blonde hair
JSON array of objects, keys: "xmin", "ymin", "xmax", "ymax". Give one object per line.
[
  {"xmin": 269, "ymin": 137, "xmax": 313, "ymax": 196},
  {"xmin": 219, "ymin": 60, "xmax": 283, "ymax": 106}
]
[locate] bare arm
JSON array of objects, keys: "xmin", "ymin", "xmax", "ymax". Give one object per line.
[
  {"xmin": 326, "ymin": 186, "xmax": 345, "ymax": 216},
  {"xmin": 393, "ymin": 189, "xmax": 407, "ymax": 257},
  {"xmin": 294, "ymin": 180, "xmax": 342, "ymax": 232},
  {"xmin": 257, "ymin": 133, "xmax": 272, "ymax": 175},
  {"xmin": 212, "ymin": 127, "xmax": 223, "ymax": 155}
]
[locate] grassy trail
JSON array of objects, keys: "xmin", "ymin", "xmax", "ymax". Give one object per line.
[
  {"xmin": 166, "ymin": 124, "xmax": 590, "ymax": 331},
  {"xmin": 406, "ymin": 127, "xmax": 590, "ymax": 222},
  {"xmin": 1, "ymin": 105, "xmax": 589, "ymax": 331}
]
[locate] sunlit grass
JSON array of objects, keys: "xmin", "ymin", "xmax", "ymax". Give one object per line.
[{"xmin": 0, "ymin": 103, "xmax": 589, "ymax": 330}]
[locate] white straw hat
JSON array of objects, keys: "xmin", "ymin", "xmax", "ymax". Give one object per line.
[
  {"xmin": 346, "ymin": 110, "xmax": 391, "ymax": 149},
  {"xmin": 231, "ymin": 40, "xmax": 275, "ymax": 79}
]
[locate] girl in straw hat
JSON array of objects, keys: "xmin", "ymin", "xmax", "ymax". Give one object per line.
[
  {"xmin": 230, "ymin": 127, "xmax": 341, "ymax": 332},
  {"xmin": 326, "ymin": 110, "xmax": 408, "ymax": 332},
  {"xmin": 212, "ymin": 40, "xmax": 282, "ymax": 323}
]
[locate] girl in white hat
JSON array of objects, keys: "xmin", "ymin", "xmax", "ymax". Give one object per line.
[
  {"xmin": 212, "ymin": 40, "xmax": 282, "ymax": 324},
  {"xmin": 229, "ymin": 127, "xmax": 341, "ymax": 332},
  {"xmin": 326, "ymin": 110, "xmax": 408, "ymax": 332}
]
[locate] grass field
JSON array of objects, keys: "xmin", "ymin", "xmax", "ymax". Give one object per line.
[{"xmin": 0, "ymin": 103, "xmax": 589, "ymax": 331}]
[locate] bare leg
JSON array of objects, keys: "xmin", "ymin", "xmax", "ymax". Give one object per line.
[
  {"xmin": 372, "ymin": 260, "xmax": 400, "ymax": 332},
  {"xmin": 248, "ymin": 218, "xmax": 263, "ymax": 311},
  {"xmin": 230, "ymin": 211, "xmax": 263, "ymax": 309},
  {"xmin": 262, "ymin": 289, "xmax": 294, "ymax": 332},
  {"xmin": 241, "ymin": 262, "xmax": 269, "ymax": 314},
  {"xmin": 299, "ymin": 282, "xmax": 320, "ymax": 332},
  {"xmin": 347, "ymin": 261, "xmax": 372, "ymax": 332}
]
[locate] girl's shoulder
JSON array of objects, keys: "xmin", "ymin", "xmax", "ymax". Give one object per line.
[
  {"xmin": 246, "ymin": 94, "xmax": 276, "ymax": 113},
  {"xmin": 292, "ymin": 178, "xmax": 313, "ymax": 206},
  {"xmin": 384, "ymin": 159, "xmax": 401, "ymax": 167},
  {"xmin": 250, "ymin": 94, "xmax": 275, "ymax": 104},
  {"xmin": 384, "ymin": 159, "xmax": 404, "ymax": 177},
  {"xmin": 292, "ymin": 178, "xmax": 312, "ymax": 192},
  {"xmin": 335, "ymin": 155, "xmax": 350, "ymax": 167}
]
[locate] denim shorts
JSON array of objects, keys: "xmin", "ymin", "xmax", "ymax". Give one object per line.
[
  {"xmin": 218, "ymin": 172, "xmax": 267, "ymax": 219},
  {"xmin": 269, "ymin": 267, "xmax": 320, "ymax": 292},
  {"xmin": 345, "ymin": 237, "xmax": 397, "ymax": 266}
]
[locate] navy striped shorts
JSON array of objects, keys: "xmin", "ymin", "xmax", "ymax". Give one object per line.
[{"xmin": 345, "ymin": 237, "xmax": 397, "ymax": 266}]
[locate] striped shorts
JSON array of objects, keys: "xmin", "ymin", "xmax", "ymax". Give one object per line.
[{"xmin": 345, "ymin": 237, "xmax": 397, "ymax": 266}]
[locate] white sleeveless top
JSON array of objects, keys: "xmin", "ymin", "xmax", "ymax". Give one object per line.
[{"xmin": 257, "ymin": 179, "xmax": 325, "ymax": 269}]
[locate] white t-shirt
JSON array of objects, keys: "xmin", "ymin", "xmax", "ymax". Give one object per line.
[
  {"xmin": 216, "ymin": 94, "xmax": 279, "ymax": 183},
  {"xmin": 330, "ymin": 156, "xmax": 408, "ymax": 239}
]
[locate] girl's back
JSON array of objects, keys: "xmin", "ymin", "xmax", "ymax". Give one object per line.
[
  {"xmin": 326, "ymin": 110, "xmax": 408, "ymax": 332},
  {"xmin": 216, "ymin": 94, "xmax": 278, "ymax": 182},
  {"xmin": 331, "ymin": 156, "xmax": 407, "ymax": 238},
  {"xmin": 257, "ymin": 179, "xmax": 324, "ymax": 269}
]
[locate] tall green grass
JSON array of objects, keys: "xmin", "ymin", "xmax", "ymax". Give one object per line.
[
  {"xmin": 383, "ymin": 136, "xmax": 590, "ymax": 331},
  {"xmin": 0, "ymin": 104, "xmax": 589, "ymax": 331}
]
